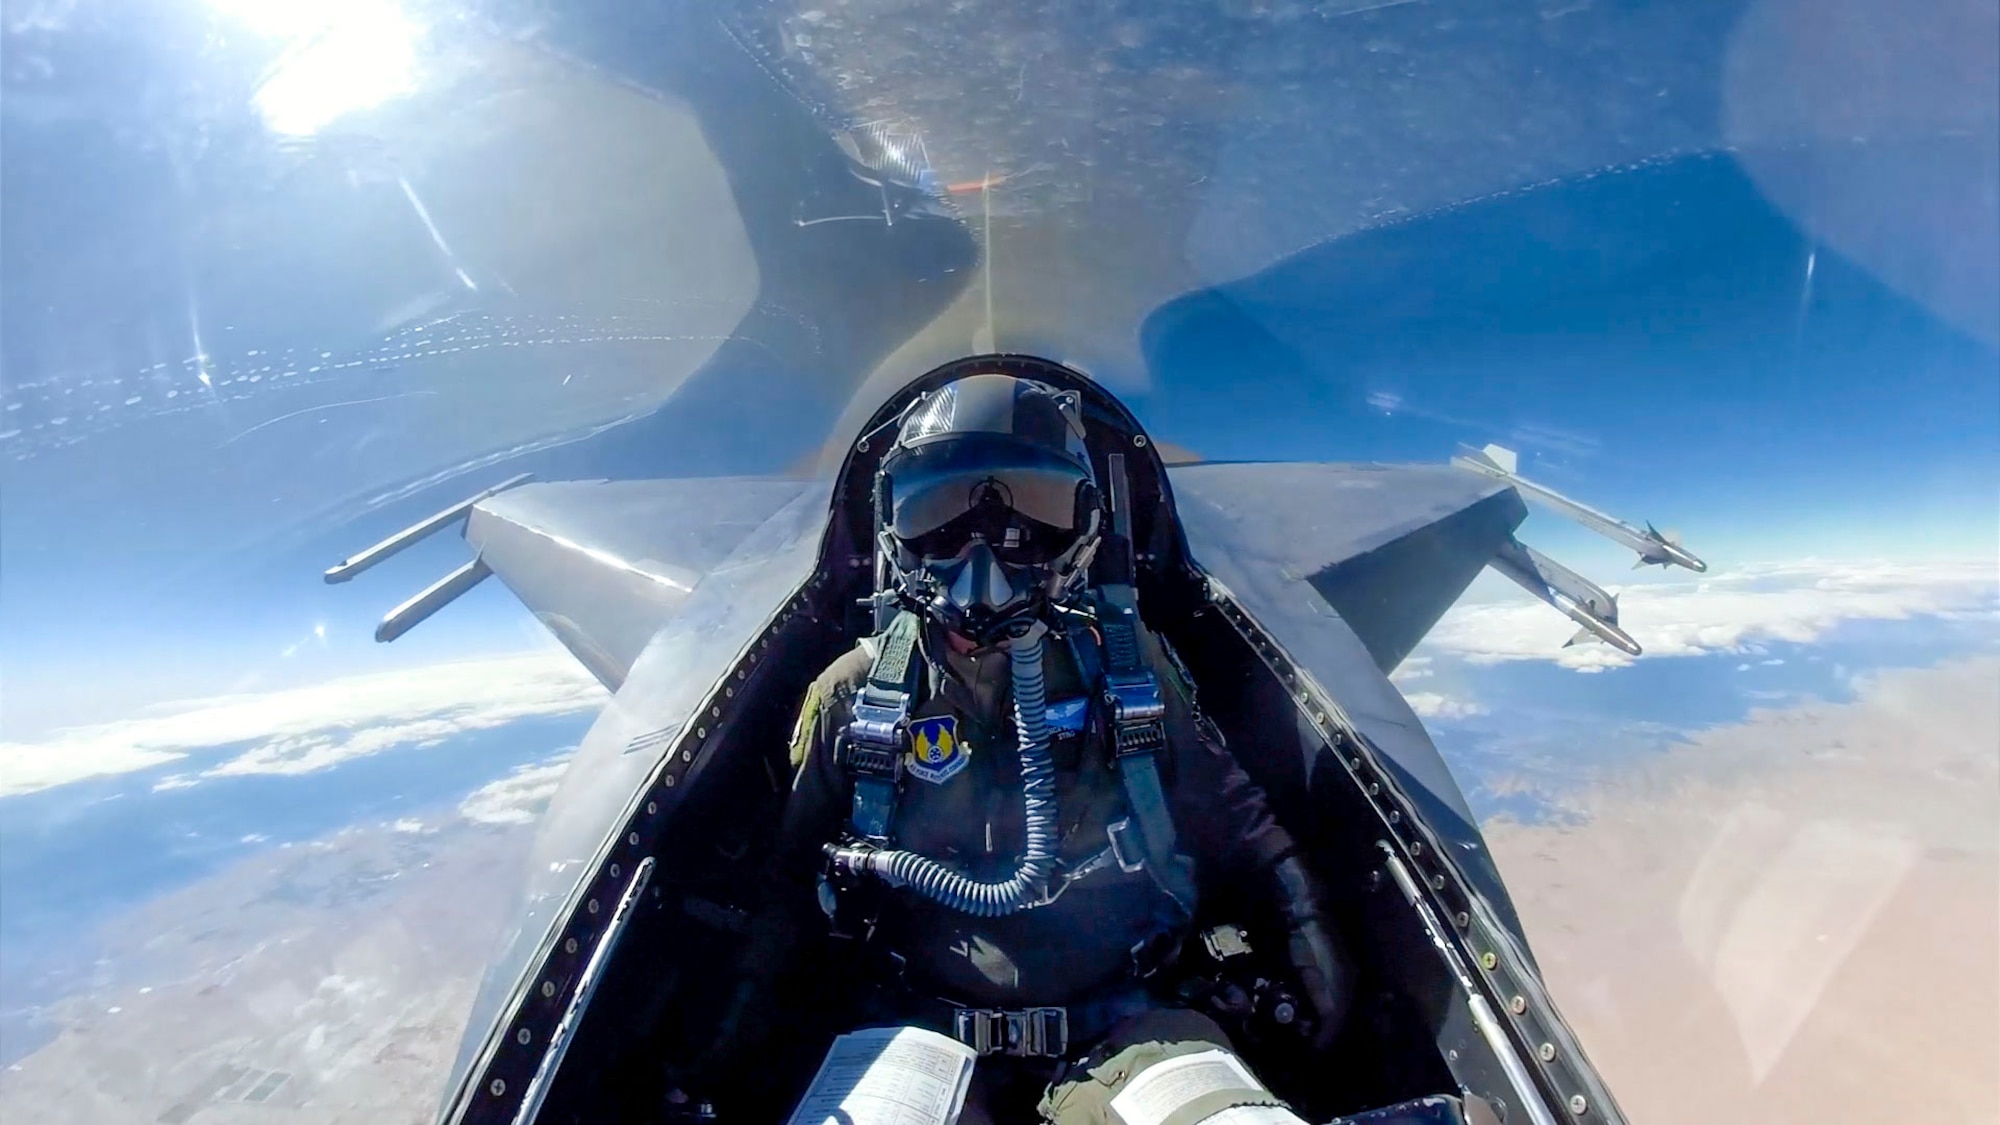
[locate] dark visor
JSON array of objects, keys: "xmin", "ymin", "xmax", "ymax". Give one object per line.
[
  {"xmin": 886, "ymin": 433, "xmax": 1089, "ymax": 544},
  {"xmin": 904, "ymin": 506, "xmax": 1078, "ymax": 567}
]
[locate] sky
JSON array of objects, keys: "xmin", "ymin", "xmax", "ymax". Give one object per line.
[
  {"xmin": 1132, "ymin": 143, "xmax": 1999, "ymax": 559},
  {"xmin": 3, "ymin": 2, "xmax": 1993, "ymax": 746},
  {"xmin": 7, "ymin": 4, "xmax": 1992, "ymax": 720}
]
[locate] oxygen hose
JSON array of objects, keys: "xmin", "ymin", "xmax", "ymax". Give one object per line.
[{"xmin": 825, "ymin": 626, "xmax": 1059, "ymax": 917}]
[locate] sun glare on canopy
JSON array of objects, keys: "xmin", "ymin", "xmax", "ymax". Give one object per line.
[{"xmin": 210, "ymin": 0, "xmax": 422, "ymax": 136}]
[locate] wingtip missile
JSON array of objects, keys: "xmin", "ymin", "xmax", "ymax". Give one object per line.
[
  {"xmin": 1489, "ymin": 536, "xmax": 1643, "ymax": 656},
  {"xmin": 324, "ymin": 472, "xmax": 533, "ymax": 584},
  {"xmin": 375, "ymin": 558, "xmax": 494, "ymax": 643},
  {"xmin": 1453, "ymin": 444, "xmax": 1706, "ymax": 574},
  {"xmin": 1640, "ymin": 522, "xmax": 1708, "ymax": 573}
]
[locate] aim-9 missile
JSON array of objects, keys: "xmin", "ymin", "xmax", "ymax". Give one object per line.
[
  {"xmin": 1489, "ymin": 535, "xmax": 1641, "ymax": 655},
  {"xmin": 1453, "ymin": 444, "xmax": 1707, "ymax": 573}
]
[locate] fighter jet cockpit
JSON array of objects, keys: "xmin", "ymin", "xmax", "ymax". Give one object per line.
[
  {"xmin": 3, "ymin": 4, "xmax": 1993, "ymax": 1125},
  {"xmin": 447, "ymin": 351, "xmax": 1544, "ymax": 1125}
]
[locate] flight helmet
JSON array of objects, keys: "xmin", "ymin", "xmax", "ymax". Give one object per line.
[{"xmin": 876, "ymin": 373, "xmax": 1102, "ymax": 643}]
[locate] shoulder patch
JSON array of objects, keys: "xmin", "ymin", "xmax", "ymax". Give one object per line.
[{"xmin": 905, "ymin": 715, "xmax": 968, "ymax": 784}]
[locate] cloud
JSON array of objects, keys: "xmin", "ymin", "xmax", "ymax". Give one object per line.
[
  {"xmin": 1402, "ymin": 691, "xmax": 1490, "ymax": 720},
  {"xmin": 0, "ymin": 652, "xmax": 606, "ymax": 797},
  {"xmin": 1425, "ymin": 558, "xmax": 1997, "ymax": 672},
  {"xmin": 1389, "ymin": 656, "xmax": 1434, "ymax": 683},
  {"xmin": 459, "ymin": 756, "xmax": 574, "ymax": 826},
  {"xmin": 5, "ymin": 0, "xmax": 75, "ymax": 35}
]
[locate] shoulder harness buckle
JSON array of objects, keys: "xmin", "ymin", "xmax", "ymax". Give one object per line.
[
  {"xmin": 1091, "ymin": 586, "xmax": 1197, "ymax": 916},
  {"xmin": 838, "ymin": 611, "xmax": 924, "ymax": 844}
]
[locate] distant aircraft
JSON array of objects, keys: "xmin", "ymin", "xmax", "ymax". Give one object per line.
[{"xmin": 330, "ymin": 356, "xmax": 1666, "ymax": 1125}]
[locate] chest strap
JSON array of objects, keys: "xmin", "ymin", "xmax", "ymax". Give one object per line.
[
  {"xmin": 1093, "ymin": 586, "xmax": 1197, "ymax": 917},
  {"xmin": 838, "ymin": 611, "xmax": 924, "ymax": 843},
  {"xmin": 840, "ymin": 598, "xmax": 1195, "ymax": 918}
]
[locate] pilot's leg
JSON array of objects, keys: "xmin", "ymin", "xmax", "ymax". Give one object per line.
[{"xmin": 1037, "ymin": 1009, "xmax": 1307, "ymax": 1125}]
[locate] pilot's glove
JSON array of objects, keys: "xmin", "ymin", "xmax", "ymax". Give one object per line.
[{"xmin": 1272, "ymin": 854, "xmax": 1354, "ymax": 1052}]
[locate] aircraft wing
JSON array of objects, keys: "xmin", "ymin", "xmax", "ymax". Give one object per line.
[
  {"xmin": 1168, "ymin": 461, "xmax": 1529, "ymax": 672},
  {"xmin": 329, "ymin": 476, "xmax": 825, "ymax": 690},
  {"xmin": 464, "ymin": 479, "xmax": 823, "ymax": 689}
]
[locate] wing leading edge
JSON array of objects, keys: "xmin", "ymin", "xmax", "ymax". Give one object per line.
[
  {"xmin": 328, "ymin": 476, "xmax": 824, "ymax": 691},
  {"xmin": 1170, "ymin": 456, "xmax": 1680, "ymax": 667},
  {"xmin": 1168, "ymin": 462, "xmax": 1529, "ymax": 673}
]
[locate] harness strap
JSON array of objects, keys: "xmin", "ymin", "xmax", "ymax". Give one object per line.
[
  {"xmin": 1094, "ymin": 585, "xmax": 1197, "ymax": 917},
  {"xmin": 837, "ymin": 599, "xmax": 1194, "ymax": 917},
  {"xmin": 838, "ymin": 611, "xmax": 924, "ymax": 843},
  {"xmin": 1060, "ymin": 607, "xmax": 1104, "ymax": 687}
]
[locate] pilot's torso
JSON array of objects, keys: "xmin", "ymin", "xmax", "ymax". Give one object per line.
[{"xmin": 795, "ymin": 634, "xmax": 1185, "ymax": 1007}]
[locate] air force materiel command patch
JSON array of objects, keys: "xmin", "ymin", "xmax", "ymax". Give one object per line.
[{"xmin": 906, "ymin": 715, "xmax": 967, "ymax": 784}]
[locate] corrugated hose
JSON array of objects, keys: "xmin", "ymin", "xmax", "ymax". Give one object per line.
[{"xmin": 825, "ymin": 627, "xmax": 1058, "ymax": 916}]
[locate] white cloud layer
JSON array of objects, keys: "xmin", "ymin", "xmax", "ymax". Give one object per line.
[
  {"xmin": 1402, "ymin": 691, "xmax": 1489, "ymax": 720},
  {"xmin": 0, "ymin": 652, "xmax": 607, "ymax": 798},
  {"xmin": 1425, "ymin": 558, "xmax": 1997, "ymax": 672},
  {"xmin": 459, "ymin": 756, "xmax": 575, "ymax": 826},
  {"xmin": 1389, "ymin": 656, "xmax": 1434, "ymax": 683}
]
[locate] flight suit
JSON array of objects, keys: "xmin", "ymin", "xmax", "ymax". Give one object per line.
[{"xmin": 751, "ymin": 620, "xmax": 1303, "ymax": 1125}]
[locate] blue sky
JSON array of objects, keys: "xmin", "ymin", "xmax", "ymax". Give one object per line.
[
  {"xmin": 1, "ymin": 0, "xmax": 1993, "ymax": 743},
  {"xmin": 1134, "ymin": 149, "xmax": 1999, "ymax": 559}
]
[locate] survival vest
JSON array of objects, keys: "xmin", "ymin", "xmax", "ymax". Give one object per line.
[{"xmin": 831, "ymin": 585, "xmax": 1196, "ymax": 914}]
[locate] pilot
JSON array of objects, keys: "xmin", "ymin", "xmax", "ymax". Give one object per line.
[{"xmin": 715, "ymin": 373, "xmax": 1352, "ymax": 1125}]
